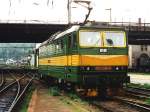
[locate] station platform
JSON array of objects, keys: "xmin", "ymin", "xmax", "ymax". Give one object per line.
[{"xmin": 128, "ymin": 73, "xmax": 150, "ymax": 84}]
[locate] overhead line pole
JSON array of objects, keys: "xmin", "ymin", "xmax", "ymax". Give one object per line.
[
  {"xmin": 67, "ymin": 0, "xmax": 72, "ymax": 25},
  {"xmin": 105, "ymin": 8, "xmax": 112, "ymax": 22}
]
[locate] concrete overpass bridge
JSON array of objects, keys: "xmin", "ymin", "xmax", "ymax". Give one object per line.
[
  {"xmin": 0, "ymin": 20, "xmax": 68, "ymax": 43},
  {"xmin": 0, "ymin": 20, "xmax": 150, "ymax": 44}
]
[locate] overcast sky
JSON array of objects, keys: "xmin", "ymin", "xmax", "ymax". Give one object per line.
[{"xmin": 0, "ymin": 0, "xmax": 150, "ymax": 23}]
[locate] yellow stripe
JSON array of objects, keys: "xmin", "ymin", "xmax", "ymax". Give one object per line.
[
  {"xmin": 81, "ymin": 55, "xmax": 128, "ymax": 66},
  {"xmin": 39, "ymin": 56, "xmax": 67, "ymax": 66},
  {"xmin": 39, "ymin": 55, "xmax": 128, "ymax": 66}
]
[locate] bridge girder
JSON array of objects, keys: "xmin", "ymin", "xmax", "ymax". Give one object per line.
[
  {"xmin": 0, "ymin": 23, "xmax": 68, "ymax": 43},
  {"xmin": 128, "ymin": 31, "xmax": 150, "ymax": 44},
  {"xmin": 0, "ymin": 23, "xmax": 150, "ymax": 44}
]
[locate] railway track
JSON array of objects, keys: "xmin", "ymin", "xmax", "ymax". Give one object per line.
[
  {"xmin": 88, "ymin": 86, "xmax": 150, "ymax": 112},
  {"xmin": 90, "ymin": 99, "xmax": 141, "ymax": 112},
  {"xmin": 0, "ymin": 71, "xmax": 34, "ymax": 112},
  {"xmin": 125, "ymin": 86, "xmax": 150, "ymax": 97},
  {"xmin": 61, "ymin": 89, "xmax": 150, "ymax": 112},
  {"xmin": 0, "ymin": 71, "xmax": 4, "ymax": 87},
  {"xmin": 90, "ymin": 96, "xmax": 150, "ymax": 112}
]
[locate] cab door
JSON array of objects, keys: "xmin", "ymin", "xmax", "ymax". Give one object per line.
[
  {"xmin": 66, "ymin": 32, "xmax": 78, "ymax": 81},
  {"xmin": 67, "ymin": 32, "xmax": 78, "ymax": 65}
]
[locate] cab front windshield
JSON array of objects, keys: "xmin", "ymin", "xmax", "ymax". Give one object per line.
[{"xmin": 79, "ymin": 30, "xmax": 126, "ymax": 47}]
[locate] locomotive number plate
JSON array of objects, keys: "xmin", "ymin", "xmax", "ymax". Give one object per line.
[{"xmin": 100, "ymin": 49, "xmax": 107, "ymax": 53}]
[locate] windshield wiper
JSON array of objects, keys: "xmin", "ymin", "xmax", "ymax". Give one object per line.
[
  {"xmin": 93, "ymin": 39, "xmax": 100, "ymax": 46},
  {"xmin": 106, "ymin": 39, "xmax": 113, "ymax": 46}
]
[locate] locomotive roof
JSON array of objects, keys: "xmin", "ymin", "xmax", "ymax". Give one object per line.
[
  {"xmin": 39, "ymin": 25, "xmax": 125, "ymax": 48},
  {"xmin": 54, "ymin": 25, "xmax": 80, "ymax": 40},
  {"xmin": 53, "ymin": 25, "xmax": 125, "ymax": 40},
  {"xmin": 39, "ymin": 25, "xmax": 80, "ymax": 47}
]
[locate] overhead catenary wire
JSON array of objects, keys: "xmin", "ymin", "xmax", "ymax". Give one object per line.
[{"xmin": 8, "ymin": 0, "xmax": 12, "ymax": 15}]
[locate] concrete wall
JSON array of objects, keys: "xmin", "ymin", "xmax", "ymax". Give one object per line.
[{"xmin": 128, "ymin": 45, "xmax": 150, "ymax": 68}]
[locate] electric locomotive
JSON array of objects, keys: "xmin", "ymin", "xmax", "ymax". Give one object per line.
[{"xmin": 38, "ymin": 25, "xmax": 130, "ymax": 97}]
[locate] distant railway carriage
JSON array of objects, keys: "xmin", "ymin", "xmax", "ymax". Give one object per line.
[{"xmin": 38, "ymin": 25, "xmax": 130, "ymax": 97}]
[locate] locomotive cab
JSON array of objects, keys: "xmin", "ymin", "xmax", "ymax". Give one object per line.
[{"xmin": 66, "ymin": 29, "xmax": 129, "ymax": 85}]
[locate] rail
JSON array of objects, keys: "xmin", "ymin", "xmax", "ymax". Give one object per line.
[
  {"xmin": 0, "ymin": 75, "xmax": 25, "ymax": 93},
  {"xmin": 0, "ymin": 71, "xmax": 34, "ymax": 112},
  {"xmin": 0, "ymin": 72, "xmax": 25, "ymax": 112},
  {"xmin": 90, "ymin": 96, "xmax": 150, "ymax": 112},
  {"xmin": 90, "ymin": 101, "xmax": 114, "ymax": 112},
  {"xmin": 8, "ymin": 73, "xmax": 35, "ymax": 112},
  {"xmin": 0, "ymin": 71, "xmax": 4, "ymax": 87},
  {"xmin": 125, "ymin": 87, "xmax": 150, "ymax": 97},
  {"xmin": 114, "ymin": 96, "xmax": 150, "ymax": 112}
]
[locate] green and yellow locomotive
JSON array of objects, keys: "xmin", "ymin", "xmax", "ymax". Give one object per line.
[{"xmin": 38, "ymin": 25, "xmax": 130, "ymax": 97}]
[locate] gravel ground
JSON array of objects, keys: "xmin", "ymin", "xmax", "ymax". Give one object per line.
[{"xmin": 27, "ymin": 82, "xmax": 100, "ymax": 112}]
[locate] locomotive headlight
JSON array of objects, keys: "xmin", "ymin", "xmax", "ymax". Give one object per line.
[
  {"xmin": 116, "ymin": 67, "xmax": 119, "ymax": 70},
  {"xmin": 80, "ymin": 66, "xmax": 91, "ymax": 71},
  {"xmin": 87, "ymin": 67, "xmax": 90, "ymax": 71},
  {"xmin": 113, "ymin": 66, "xmax": 126, "ymax": 70}
]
